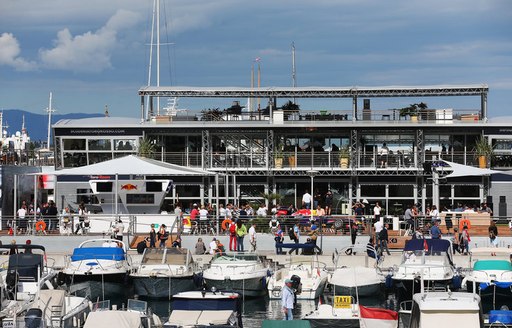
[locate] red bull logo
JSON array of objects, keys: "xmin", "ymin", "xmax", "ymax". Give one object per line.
[{"xmin": 121, "ymin": 183, "xmax": 138, "ymax": 190}]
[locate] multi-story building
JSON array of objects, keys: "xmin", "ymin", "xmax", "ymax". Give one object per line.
[{"xmin": 52, "ymin": 84, "xmax": 512, "ymax": 217}]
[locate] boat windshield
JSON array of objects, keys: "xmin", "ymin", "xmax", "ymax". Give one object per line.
[
  {"xmin": 401, "ymin": 250, "xmax": 451, "ymax": 266},
  {"xmin": 213, "ymin": 252, "xmax": 260, "ymax": 262},
  {"xmin": 141, "ymin": 247, "xmax": 191, "ymax": 265}
]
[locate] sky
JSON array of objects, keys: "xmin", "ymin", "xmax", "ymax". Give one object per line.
[{"xmin": 0, "ymin": 0, "xmax": 511, "ymax": 118}]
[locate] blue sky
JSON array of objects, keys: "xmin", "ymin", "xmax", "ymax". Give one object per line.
[{"xmin": 1, "ymin": 0, "xmax": 511, "ymax": 118}]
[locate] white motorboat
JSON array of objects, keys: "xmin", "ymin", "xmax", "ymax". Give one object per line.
[
  {"xmin": 399, "ymin": 291, "xmax": 482, "ymax": 328},
  {"xmin": 267, "ymin": 257, "xmax": 329, "ymax": 300},
  {"xmin": 164, "ymin": 290, "xmax": 243, "ymax": 327},
  {"xmin": 0, "ymin": 244, "xmax": 57, "ymax": 302},
  {"xmin": 303, "ymin": 296, "xmax": 398, "ymax": 328},
  {"xmin": 0, "ymin": 245, "xmax": 90, "ymax": 327},
  {"xmin": 202, "ymin": 253, "xmax": 269, "ymax": 297},
  {"xmin": 462, "ymin": 247, "xmax": 512, "ymax": 298},
  {"xmin": 84, "ymin": 299, "xmax": 162, "ymax": 328},
  {"xmin": 60, "ymin": 239, "xmax": 131, "ymax": 300},
  {"xmin": 131, "ymin": 247, "xmax": 200, "ymax": 299},
  {"xmin": 392, "ymin": 239, "xmax": 457, "ymax": 299},
  {"xmin": 329, "ymin": 245, "xmax": 384, "ymax": 297}
]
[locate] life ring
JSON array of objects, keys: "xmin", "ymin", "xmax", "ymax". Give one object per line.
[
  {"xmin": 35, "ymin": 221, "xmax": 47, "ymax": 231},
  {"xmin": 221, "ymin": 219, "xmax": 231, "ymax": 231},
  {"xmin": 182, "ymin": 217, "xmax": 191, "ymax": 227}
]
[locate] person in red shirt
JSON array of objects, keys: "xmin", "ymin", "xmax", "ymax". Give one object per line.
[{"xmin": 190, "ymin": 203, "xmax": 199, "ymax": 220}]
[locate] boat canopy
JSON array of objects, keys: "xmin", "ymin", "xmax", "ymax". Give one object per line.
[
  {"xmin": 8, "ymin": 253, "xmax": 44, "ymax": 278},
  {"xmin": 404, "ymin": 239, "xmax": 451, "ymax": 253},
  {"xmin": 474, "ymin": 260, "xmax": 512, "ymax": 271},
  {"xmin": 71, "ymin": 247, "xmax": 125, "ymax": 261},
  {"xmin": 83, "ymin": 311, "xmax": 142, "ymax": 328}
]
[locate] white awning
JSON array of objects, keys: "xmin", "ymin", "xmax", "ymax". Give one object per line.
[
  {"xmin": 30, "ymin": 155, "xmax": 214, "ymax": 176},
  {"xmin": 440, "ymin": 160, "xmax": 502, "ymax": 178}
]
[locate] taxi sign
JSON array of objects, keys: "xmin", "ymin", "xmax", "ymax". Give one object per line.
[{"xmin": 334, "ymin": 295, "xmax": 352, "ymax": 309}]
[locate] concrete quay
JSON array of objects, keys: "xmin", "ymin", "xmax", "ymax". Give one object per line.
[{"xmin": 1, "ymin": 233, "xmax": 510, "ymax": 271}]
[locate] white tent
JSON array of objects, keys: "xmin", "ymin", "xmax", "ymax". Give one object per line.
[
  {"xmin": 39, "ymin": 155, "xmax": 213, "ymax": 176},
  {"xmin": 439, "ymin": 160, "xmax": 502, "ymax": 179}
]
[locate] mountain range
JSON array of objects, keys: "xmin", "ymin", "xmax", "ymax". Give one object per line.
[{"xmin": 1, "ymin": 109, "xmax": 102, "ymax": 142}]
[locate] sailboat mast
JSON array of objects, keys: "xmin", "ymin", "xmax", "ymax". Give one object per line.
[
  {"xmin": 156, "ymin": 0, "xmax": 161, "ymax": 116},
  {"xmin": 146, "ymin": 0, "xmax": 157, "ymax": 121},
  {"xmin": 47, "ymin": 92, "xmax": 54, "ymax": 149},
  {"xmin": 292, "ymin": 42, "xmax": 297, "ymax": 88}
]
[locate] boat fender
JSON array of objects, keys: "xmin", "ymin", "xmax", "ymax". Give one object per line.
[
  {"xmin": 193, "ymin": 272, "xmax": 204, "ymax": 287},
  {"xmin": 44, "ymin": 280, "xmax": 54, "ymax": 290},
  {"xmin": 385, "ymin": 274, "xmax": 394, "ymax": 289},
  {"xmin": 451, "ymin": 275, "xmax": 462, "ymax": 290}
]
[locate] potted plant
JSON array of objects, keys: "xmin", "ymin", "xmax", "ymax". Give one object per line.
[
  {"xmin": 339, "ymin": 146, "xmax": 350, "ymax": 169},
  {"xmin": 284, "ymin": 142, "xmax": 296, "ymax": 167},
  {"xmin": 274, "ymin": 143, "xmax": 284, "ymax": 168},
  {"xmin": 138, "ymin": 137, "xmax": 156, "ymax": 158},
  {"xmin": 473, "ymin": 136, "xmax": 494, "ymax": 168},
  {"xmin": 399, "ymin": 102, "xmax": 427, "ymax": 122}
]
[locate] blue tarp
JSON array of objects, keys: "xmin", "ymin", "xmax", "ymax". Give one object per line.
[
  {"xmin": 480, "ymin": 281, "xmax": 512, "ymax": 291},
  {"xmin": 71, "ymin": 247, "xmax": 125, "ymax": 261},
  {"xmin": 489, "ymin": 310, "xmax": 512, "ymax": 324},
  {"xmin": 404, "ymin": 239, "xmax": 450, "ymax": 252}
]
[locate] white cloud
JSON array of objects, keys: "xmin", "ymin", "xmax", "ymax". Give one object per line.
[
  {"xmin": 39, "ymin": 10, "xmax": 140, "ymax": 73},
  {"xmin": 0, "ymin": 33, "xmax": 37, "ymax": 71}
]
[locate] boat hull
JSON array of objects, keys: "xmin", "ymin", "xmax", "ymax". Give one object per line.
[
  {"xmin": 203, "ymin": 276, "xmax": 267, "ymax": 297},
  {"xmin": 132, "ymin": 275, "xmax": 197, "ymax": 298},
  {"xmin": 393, "ymin": 278, "xmax": 452, "ymax": 300},
  {"xmin": 304, "ymin": 318, "xmax": 359, "ymax": 328},
  {"xmin": 62, "ymin": 272, "xmax": 129, "ymax": 299},
  {"xmin": 332, "ymin": 282, "xmax": 383, "ymax": 298}
]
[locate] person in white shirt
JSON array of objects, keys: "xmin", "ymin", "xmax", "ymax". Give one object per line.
[
  {"xmin": 256, "ymin": 205, "xmax": 267, "ymax": 217},
  {"xmin": 302, "ymin": 190, "xmax": 312, "ymax": 209},
  {"xmin": 379, "ymin": 143, "xmax": 389, "ymax": 168},
  {"xmin": 114, "ymin": 219, "xmax": 125, "ymax": 242},
  {"xmin": 373, "ymin": 202, "xmax": 382, "ymax": 223},
  {"xmin": 374, "ymin": 220, "xmax": 383, "ymax": 235},
  {"xmin": 248, "ymin": 223, "xmax": 257, "ymax": 251},
  {"xmin": 16, "ymin": 205, "xmax": 27, "ymax": 233},
  {"xmin": 209, "ymin": 238, "xmax": 218, "ymax": 255}
]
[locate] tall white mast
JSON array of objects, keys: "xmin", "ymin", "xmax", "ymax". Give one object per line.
[
  {"xmin": 156, "ymin": 0, "xmax": 161, "ymax": 116},
  {"xmin": 292, "ymin": 42, "xmax": 297, "ymax": 88},
  {"xmin": 46, "ymin": 92, "xmax": 55, "ymax": 149},
  {"xmin": 146, "ymin": 0, "xmax": 157, "ymax": 120}
]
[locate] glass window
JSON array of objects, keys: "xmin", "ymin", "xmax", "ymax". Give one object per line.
[
  {"xmin": 454, "ymin": 185, "xmax": 479, "ymax": 197},
  {"xmin": 361, "ymin": 185, "xmax": 385, "ymax": 197},
  {"xmin": 88, "ymin": 139, "xmax": 111, "ymax": 151},
  {"xmin": 114, "ymin": 139, "xmax": 135, "ymax": 151},
  {"xmin": 388, "ymin": 185, "xmax": 414, "ymax": 198},
  {"xmin": 63, "ymin": 152, "xmax": 87, "ymax": 167},
  {"xmin": 89, "ymin": 153, "xmax": 112, "ymax": 164},
  {"xmin": 176, "ymin": 185, "xmax": 200, "ymax": 198},
  {"xmin": 127, "ymin": 194, "xmax": 155, "ymax": 204},
  {"xmin": 63, "ymin": 139, "xmax": 86, "ymax": 151},
  {"xmin": 439, "ymin": 185, "xmax": 451, "ymax": 198}
]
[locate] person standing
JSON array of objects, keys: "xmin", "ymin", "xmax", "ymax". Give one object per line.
[
  {"xmin": 199, "ymin": 205, "xmax": 209, "ymax": 232},
  {"xmin": 114, "ymin": 219, "xmax": 125, "ymax": 242},
  {"xmin": 379, "ymin": 223, "xmax": 391, "ymax": 256},
  {"xmin": 209, "ymin": 238, "xmax": 218, "ymax": 255},
  {"xmin": 350, "ymin": 220, "xmax": 358, "ymax": 249},
  {"xmin": 373, "ymin": 201, "xmax": 382, "ymax": 224},
  {"xmin": 302, "ymin": 190, "xmax": 312, "ymax": 210},
  {"xmin": 488, "ymin": 220, "xmax": 498, "ymax": 237},
  {"xmin": 236, "ymin": 220, "xmax": 247, "ymax": 252},
  {"xmin": 149, "ymin": 224, "xmax": 156, "ymax": 248},
  {"xmin": 292, "ymin": 222, "xmax": 301, "ymax": 255},
  {"xmin": 281, "ymin": 279, "xmax": 295, "ymax": 320},
  {"xmin": 174, "ymin": 203, "xmax": 183, "ymax": 229},
  {"xmin": 430, "ymin": 220, "xmax": 441, "ymax": 239},
  {"xmin": 16, "ymin": 205, "xmax": 27, "ymax": 234},
  {"xmin": 158, "ymin": 224, "xmax": 168, "ymax": 247},
  {"xmin": 324, "ymin": 190, "xmax": 333, "ymax": 216},
  {"xmin": 248, "ymin": 223, "xmax": 257, "ymax": 252},
  {"xmin": 461, "ymin": 225, "xmax": 470, "ymax": 255},
  {"xmin": 379, "ymin": 143, "xmax": 389, "ymax": 168},
  {"xmin": 229, "ymin": 220, "xmax": 237, "ymax": 251},
  {"xmin": 275, "ymin": 225, "xmax": 284, "ymax": 255},
  {"xmin": 46, "ymin": 200, "xmax": 58, "ymax": 231}
]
